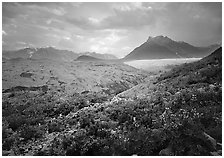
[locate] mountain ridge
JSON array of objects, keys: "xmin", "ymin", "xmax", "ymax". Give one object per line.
[
  {"xmin": 2, "ymin": 47, "xmax": 118, "ymax": 62},
  {"xmin": 124, "ymin": 35, "xmax": 220, "ymax": 60},
  {"xmin": 76, "ymin": 55, "xmax": 102, "ymax": 61}
]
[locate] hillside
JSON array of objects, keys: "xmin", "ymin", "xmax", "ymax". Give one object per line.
[
  {"xmin": 157, "ymin": 47, "xmax": 222, "ymax": 87},
  {"xmin": 120, "ymin": 47, "xmax": 222, "ymax": 98},
  {"xmin": 76, "ymin": 55, "xmax": 102, "ymax": 61},
  {"xmin": 79, "ymin": 52, "xmax": 117, "ymax": 60},
  {"xmin": 2, "ymin": 48, "xmax": 222, "ymax": 156},
  {"xmin": 124, "ymin": 36, "xmax": 219, "ymax": 60}
]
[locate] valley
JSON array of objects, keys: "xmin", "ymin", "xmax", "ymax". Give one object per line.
[
  {"xmin": 2, "ymin": 47, "xmax": 222, "ymax": 156},
  {"xmin": 2, "ymin": 58, "xmax": 148, "ymax": 95},
  {"xmin": 124, "ymin": 58, "xmax": 201, "ymax": 72}
]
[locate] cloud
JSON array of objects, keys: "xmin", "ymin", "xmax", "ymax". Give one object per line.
[
  {"xmin": 2, "ymin": 30, "xmax": 7, "ymax": 35},
  {"xmin": 74, "ymin": 34, "xmax": 84, "ymax": 39},
  {"xmin": 66, "ymin": 16, "xmax": 95, "ymax": 30},
  {"xmin": 64, "ymin": 2, "xmax": 156, "ymax": 30},
  {"xmin": 112, "ymin": 2, "xmax": 151, "ymax": 11},
  {"xmin": 51, "ymin": 8, "xmax": 66, "ymax": 16},
  {"xmin": 16, "ymin": 41, "xmax": 26, "ymax": 45},
  {"xmin": 2, "ymin": 2, "xmax": 222, "ymax": 57},
  {"xmin": 101, "ymin": 8, "xmax": 155, "ymax": 29},
  {"xmin": 58, "ymin": 38, "xmax": 74, "ymax": 49},
  {"xmin": 88, "ymin": 17, "xmax": 101, "ymax": 24},
  {"xmin": 63, "ymin": 36, "xmax": 71, "ymax": 40}
]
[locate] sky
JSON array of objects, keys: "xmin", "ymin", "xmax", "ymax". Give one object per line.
[{"xmin": 2, "ymin": 2, "xmax": 222, "ymax": 58}]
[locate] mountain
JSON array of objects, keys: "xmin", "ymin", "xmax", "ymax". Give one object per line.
[
  {"xmin": 157, "ymin": 47, "xmax": 222, "ymax": 85},
  {"xmin": 120, "ymin": 47, "xmax": 222, "ymax": 98},
  {"xmin": 201, "ymin": 47, "xmax": 222, "ymax": 64},
  {"xmin": 76, "ymin": 55, "xmax": 102, "ymax": 61},
  {"xmin": 123, "ymin": 35, "xmax": 220, "ymax": 60},
  {"xmin": 3, "ymin": 47, "xmax": 79, "ymax": 62},
  {"xmin": 79, "ymin": 52, "xmax": 118, "ymax": 60},
  {"xmin": 3, "ymin": 47, "xmax": 118, "ymax": 62}
]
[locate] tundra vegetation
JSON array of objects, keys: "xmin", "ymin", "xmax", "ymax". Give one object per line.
[{"xmin": 2, "ymin": 48, "xmax": 222, "ymax": 156}]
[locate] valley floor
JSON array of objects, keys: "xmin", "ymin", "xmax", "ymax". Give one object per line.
[
  {"xmin": 2, "ymin": 55, "xmax": 222, "ymax": 156},
  {"xmin": 125, "ymin": 58, "xmax": 201, "ymax": 72}
]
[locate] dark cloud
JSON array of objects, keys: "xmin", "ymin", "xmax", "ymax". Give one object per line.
[
  {"xmin": 3, "ymin": 3, "xmax": 24, "ymax": 19},
  {"xmin": 101, "ymin": 8, "xmax": 156, "ymax": 29},
  {"xmin": 199, "ymin": 2, "xmax": 222, "ymax": 17}
]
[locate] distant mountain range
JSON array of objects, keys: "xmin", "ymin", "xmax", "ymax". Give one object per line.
[
  {"xmin": 76, "ymin": 55, "xmax": 102, "ymax": 61},
  {"xmin": 79, "ymin": 52, "xmax": 117, "ymax": 60},
  {"xmin": 123, "ymin": 35, "xmax": 220, "ymax": 60},
  {"xmin": 3, "ymin": 47, "xmax": 78, "ymax": 62},
  {"xmin": 2, "ymin": 36, "xmax": 220, "ymax": 62},
  {"xmin": 2, "ymin": 47, "xmax": 117, "ymax": 62}
]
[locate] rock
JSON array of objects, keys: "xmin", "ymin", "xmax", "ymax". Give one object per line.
[
  {"xmin": 37, "ymin": 145, "xmax": 43, "ymax": 149},
  {"xmin": 151, "ymin": 128, "xmax": 163, "ymax": 137},
  {"xmin": 8, "ymin": 150, "xmax": 16, "ymax": 156},
  {"xmin": 197, "ymin": 88, "xmax": 204, "ymax": 93},
  {"xmin": 210, "ymin": 151, "xmax": 220, "ymax": 156},
  {"xmin": 175, "ymin": 91, "xmax": 181, "ymax": 96},
  {"xmin": 159, "ymin": 146, "xmax": 174, "ymax": 156},
  {"xmin": 25, "ymin": 151, "xmax": 34, "ymax": 156},
  {"xmin": 111, "ymin": 130, "xmax": 116, "ymax": 135},
  {"xmin": 217, "ymin": 150, "xmax": 222, "ymax": 155},
  {"xmin": 203, "ymin": 132, "xmax": 217, "ymax": 150},
  {"xmin": 2, "ymin": 150, "xmax": 15, "ymax": 156},
  {"xmin": 197, "ymin": 145, "xmax": 207, "ymax": 153},
  {"xmin": 209, "ymin": 84, "xmax": 216, "ymax": 90}
]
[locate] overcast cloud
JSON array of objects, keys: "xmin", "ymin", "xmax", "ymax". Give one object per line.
[{"xmin": 2, "ymin": 2, "xmax": 222, "ymax": 58}]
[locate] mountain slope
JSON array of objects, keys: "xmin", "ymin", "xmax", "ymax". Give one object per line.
[
  {"xmin": 79, "ymin": 52, "xmax": 117, "ymax": 60},
  {"xmin": 124, "ymin": 36, "xmax": 219, "ymax": 60},
  {"xmin": 157, "ymin": 47, "xmax": 222, "ymax": 86},
  {"xmin": 3, "ymin": 47, "xmax": 118, "ymax": 62},
  {"xmin": 125, "ymin": 41, "xmax": 178, "ymax": 60},
  {"xmin": 76, "ymin": 55, "xmax": 102, "ymax": 61},
  {"xmin": 116, "ymin": 47, "xmax": 222, "ymax": 155},
  {"xmin": 120, "ymin": 47, "xmax": 222, "ymax": 98},
  {"xmin": 3, "ymin": 47, "xmax": 79, "ymax": 62}
]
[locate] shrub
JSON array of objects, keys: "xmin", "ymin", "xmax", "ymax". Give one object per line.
[
  {"xmin": 6, "ymin": 114, "xmax": 27, "ymax": 131},
  {"xmin": 2, "ymin": 136, "xmax": 16, "ymax": 151},
  {"xmin": 20, "ymin": 125, "xmax": 43, "ymax": 141},
  {"xmin": 48, "ymin": 122, "xmax": 62, "ymax": 133}
]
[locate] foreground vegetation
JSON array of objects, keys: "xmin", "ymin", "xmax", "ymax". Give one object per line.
[{"xmin": 2, "ymin": 48, "xmax": 222, "ymax": 156}]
